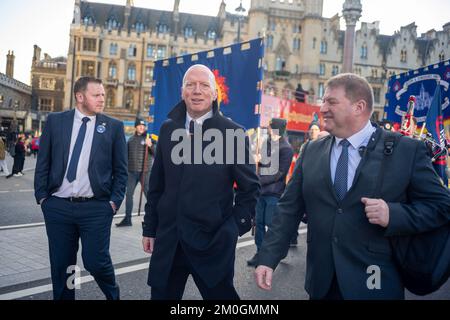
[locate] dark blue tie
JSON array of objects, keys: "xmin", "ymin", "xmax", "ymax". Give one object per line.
[
  {"xmin": 334, "ymin": 139, "xmax": 350, "ymax": 201},
  {"xmin": 66, "ymin": 117, "xmax": 90, "ymax": 182}
]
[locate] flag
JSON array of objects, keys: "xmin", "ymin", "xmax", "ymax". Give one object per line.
[
  {"xmin": 424, "ymin": 84, "xmax": 448, "ymax": 186},
  {"xmin": 148, "ymin": 38, "xmax": 264, "ymax": 135},
  {"xmin": 384, "ymin": 59, "xmax": 450, "ymax": 127}
]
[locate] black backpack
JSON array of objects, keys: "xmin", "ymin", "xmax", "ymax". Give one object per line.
[{"xmin": 376, "ymin": 132, "xmax": 450, "ymax": 296}]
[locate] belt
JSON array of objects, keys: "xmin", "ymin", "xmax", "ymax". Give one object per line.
[{"xmin": 65, "ymin": 196, "xmax": 94, "ymax": 202}]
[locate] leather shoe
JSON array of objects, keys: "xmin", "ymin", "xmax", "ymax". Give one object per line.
[{"xmin": 115, "ymin": 219, "xmax": 132, "ymax": 227}]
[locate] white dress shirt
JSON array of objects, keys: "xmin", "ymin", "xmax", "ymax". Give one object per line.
[
  {"xmin": 53, "ymin": 108, "xmax": 96, "ymax": 198},
  {"xmin": 185, "ymin": 110, "xmax": 213, "ymax": 134},
  {"xmin": 330, "ymin": 121, "xmax": 376, "ymax": 190}
]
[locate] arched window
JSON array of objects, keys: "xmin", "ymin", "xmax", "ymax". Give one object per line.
[
  {"xmin": 275, "ymin": 57, "xmax": 286, "ymax": 71},
  {"xmin": 320, "ymin": 40, "xmax": 327, "ymax": 54},
  {"xmin": 125, "ymin": 91, "xmax": 134, "ymax": 109},
  {"xmin": 108, "ymin": 62, "xmax": 117, "ymax": 78},
  {"xmin": 293, "ymin": 38, "xmax": 301, "ymax": 51},
  {"xmin": 158, "ymin": 23, "xmax": 168, "ymax": 34},
  {"xmin": 136, "ymin": 22, "xmax": 145, "ymax": 33},
  {"xmin": 184, "ymin": 26, "xmax": 193, "ymax": 38},
  {"xmin": 106, "ymin": 89, "xmax": 115, "ymax": 108},
  {"xmin": 83, "ymin": 16, "xmax": 93, "ymax": 25},
  {"xmin": 267, "ymin": 35, "xmax": 274, "ymax": 50},
  {"xmin": 107, "ymin": 18, "xmax": 118, "ymax": 30},
  {"xmin": 361, "ymin": 43, "xmax": 368, "ymax": 59},
  {"xmin": 313, "ymin": 37, "xmax": 317, "ymax": 49},
  {"xmin": 128, "ymin": 44, "xmax": 137, "ymax": 57},
  {"xmin": 400, "ymin": 49, "xmax": 407, "ymax": 62},
  {"xmin": 109, "ymin": 43, "xmax": 118, "ymax": 56},
  {"xmin": 207, "ymin": 30, "xmax": 216, "ymax": 40},
  {"xmin": 439, "ymin": 51, "xmax": 445, "ymax": 62},
  {"xmin": 127, "ymin": 64, "xmax": 136, "ymax": 81}
]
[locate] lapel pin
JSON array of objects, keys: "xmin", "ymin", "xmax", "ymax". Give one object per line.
[{"xmin": 97, "ymin": 124, "xmax": 106, "ymax": 134}]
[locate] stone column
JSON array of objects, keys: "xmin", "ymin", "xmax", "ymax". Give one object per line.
[{"xmin": 342, "ymin": 0, "xmax": 362, "ymax": 73}]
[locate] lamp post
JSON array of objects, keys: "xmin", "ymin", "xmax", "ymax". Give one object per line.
[{"xmin": 235, "ymin": 0, "xmax": 246, "ymax": 43}]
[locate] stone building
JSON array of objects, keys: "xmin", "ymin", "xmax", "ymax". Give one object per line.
[
  {"xmin": 30, "ymin": 45, "xmax": 67, "ymax": 131},
  {"xmin": 65, "ymin": 0, "xmax": 450, "ymax": 123},
  {"xmin": 0, "ymin": 51, "xmax": 32, "ymax": 134}
]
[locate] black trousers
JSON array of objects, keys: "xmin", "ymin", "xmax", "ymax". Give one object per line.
[
  {"xmin": 42, "ymin": 196, "xmax": 119, "ymax": 300},
  {"xmin": 151, "ymin": 244, "xmax": 240, "ymax": 300}
]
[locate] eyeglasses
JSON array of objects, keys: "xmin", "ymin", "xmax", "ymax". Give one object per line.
[{"xmin": 184, "ymin": 81, "xmax": 212, "ymax": 92}]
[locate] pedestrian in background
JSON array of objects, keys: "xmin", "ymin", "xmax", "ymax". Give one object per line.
[
  {"xmin": 0, "ymin": 136, "xmax": 9, "ymax": 176},
  {"xmin": 116, "ymin": 117, "xmax": 154, "ymax": 227}
]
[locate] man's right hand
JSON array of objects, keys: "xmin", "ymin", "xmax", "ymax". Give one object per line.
[
  {"xmin": 255, "ymin": 265, "xmax": 274, "ymax": 291},
  {"xmin": 142, "ymin": 237, "xmax": 155, "ymax": 254}
]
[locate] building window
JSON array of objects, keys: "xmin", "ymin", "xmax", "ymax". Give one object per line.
[
  {"xmin": 157, "ymin": 23, "xmax": 168, "ymax": 34},
  {"xmin": 207, "ymin": 30, "xmax": 216, "ymax": 40},
  {"xmin": 320, "ymin": 41, "xmax": 327, "ymax": 54},
  {"xmin": 293, "ymin": 38, "xmax": 301, "ymax": 51},
  {"xmin": 127, "ymin": 64, "xmax": 136, "ymax": 81},
  {"xmin": 275, "ymin": 57, "xmax": 286, "ymax": 71},
  {"xmin": 361, "ymin": 44, "xmax": 368, "ymax": 59},
  {"xmin": 107, "ymin": 18, "xmax": 118, "ymax": 30},
  {"xmin": 332, "ymin": 65, "xmax": 339, "ymax": 76},
  {"xmin": 157, "ymin": 46, "xmax": 167, "ymax": 59},
  {"xmin": 128, "ymin": 44, "xmax": 137, "ymax": 57},
  {"xmin": 267, "ymin": 35, "xmax": 274, "ymax": 50},
  {"xmin": 145, "ymin": 66, "xmax": 153, "ymax": 82},
  {"xmin": 109, "ymin": 43, "xmax": 118, "ymax": 56},
  {"xmin": 295, "ymin": 64, "xmax": 299, "ymax": 74},
  {"xmin": 108, "ymin": 62, "xmax": 117, "ymax": 78},
  {"xmin": 0, "ymin": 95, "xmax": 3, "ymax": 106},
  {"xmin": 319, "ymin": 63, "xmax": 325, "ymax": 76},
  {"xmin": 83, "ymin": 38, "xmax": 96, "ymax": 52},
  {"xmin": 269, "ymin": 21, "xmax": 276, "ymax": 31},
  {"xmin": 106, "ymin": 89, "xmax": 115, "ymax": 108},
  {"xmin": 371, "ymin": 68, "xmax": 378, "ymax": 78},
  {"xmin": 147, "ymin": 44, "xmax": 155, "ymax": 58},
  {"xmin": 135, "ymin": 22, "xmax": 145, "ymax": 33},
  {"xmin": 39, "ymin": 98, "xmax": 53, "ymax": 112},
  {"xmin": 143, "ymin": 92, "xmax": 151, "ymax": 111},
  {"xmin": 318, "ymin": 83, "xmax": 324, "ymax": 99},
  {"xmin": 400, "ymin": 49, "xmax": 407, "ymax": 62},
  {"xmin": 313, "ymin": 38, "xmax": 317, "ymax": 49},
  {"xmin": 293, "ymin": 24, "xmax": 301, "ymax": 34},
  {"xmin": 439, "ymin": 51, "xmax": 445, "ymax": 62},
  {"xmin": 83, "ymin": 16, "xmax": 94, "ymax": 25},
  {"xmin": 184, "ymin": 26, "xmax": 193, "ymax": 38},
  {"xmin": 81, "ymin": 61, "xmax": 95, "ymax": 77},
  {"xmin": 125, "ymin": 91, "xmax": 134, "ymax": 109},
  {"xmin": 373, "ymin": 87, "xmax": 381, "ymax": 104}
]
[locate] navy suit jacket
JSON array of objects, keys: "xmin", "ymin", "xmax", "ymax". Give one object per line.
[{"xmin": 34, "ymin": 109, "xmax": 128, "ymax": 208}]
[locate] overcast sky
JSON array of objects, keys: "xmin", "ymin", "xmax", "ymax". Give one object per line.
[{"xmin": 0, "ymin": 0, "xmax": 449, "ymax": 85}]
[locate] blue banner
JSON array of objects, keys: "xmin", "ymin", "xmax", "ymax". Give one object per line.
[
  {"xmin": 148, "ymin": 38, "xmax": 264, "ymax": 135},
  {"xmin": 384, "ymin": 59, "xmax": 450, "ymax": 126}
]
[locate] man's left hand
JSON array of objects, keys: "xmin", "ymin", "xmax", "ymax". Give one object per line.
[
  {"xmin": 361, "ymin": 197, "xmax": 389, "ymax": 228},
  {"xmin": 109, "ymin": 201, "xmax": 117, "ymax": 214},
  {"xmin": 145, "ymin": 138, "xmax": 152, "ymax": 148}
]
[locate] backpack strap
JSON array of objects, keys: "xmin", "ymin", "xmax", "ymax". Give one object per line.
[{"xmin": 373, "ymin": 131, "xmax": 401, "ymax": 198}]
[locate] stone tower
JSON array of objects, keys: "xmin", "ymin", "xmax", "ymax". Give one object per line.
[
  {"xmin": 342, "ymin": 0, "xmax": 362, "ymax": 73},
  {"xmin": 6, "ymin": 50, "xmax": 15, "ymax": 78}
]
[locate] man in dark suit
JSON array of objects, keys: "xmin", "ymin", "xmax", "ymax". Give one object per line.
[
  {"xmin": 34, "ymin": 77, "xmax": 127, "ymax": 300},
  {"xmin": 255, "ymin": 73, "xmax": 450, "ymax": 300},
  {"xmin": 142, "ymin": 64, "xmax": 260, "ymax": 300}
]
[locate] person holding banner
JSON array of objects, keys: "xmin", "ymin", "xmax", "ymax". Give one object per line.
[
  {"xmin": 142, "ymin": 64, "xmax": 260, "ymax": 300},
  {"xmin": 254, "ymin": 73, "xmax": 450, "ymax": 300},
  {"xmin": 116, "ymin": 117, "xmax": 154, "ymax": 227}
]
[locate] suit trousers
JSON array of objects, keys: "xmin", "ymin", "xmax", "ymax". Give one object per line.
[
  {"xmin": 125, "ymin": 171, "xmax": 149, "ymax": 219},
  {"xmin": 42, "ymin": 196, "xmax": 119, "ymax": 300},
  {"xmin": 150, "ymin": 244, "xmax": 240, "ymax": 300}
]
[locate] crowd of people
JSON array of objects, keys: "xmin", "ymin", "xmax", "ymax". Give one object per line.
[{"xmin": 30, "ymin": 67, "xmax": 450, "ymax": 301}]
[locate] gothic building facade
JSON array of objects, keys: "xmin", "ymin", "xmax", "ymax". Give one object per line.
[{"xmin": 65, "ymin": 0, "xmax": 450, "ymax": 123}]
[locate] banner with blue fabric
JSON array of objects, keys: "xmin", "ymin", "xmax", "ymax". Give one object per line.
[
  {"xmin": 384, "ymin": 59, "xmax": 450, "ymax": 127},
  {"xmin": 148, "ymin": 38, "xmax": 264, "ymax": 135}
]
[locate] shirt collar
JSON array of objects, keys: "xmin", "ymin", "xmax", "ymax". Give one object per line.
[
  {"xmin": 185, "ymin": 110, "xmax": 213, "ymax": 128},
  {"xmin": 75, "ymin": 108, "xmax": 96, "ymax": 123},
  {"xmin": 335, "ymin": 121, "xmax": 375, "ymax": 149}
]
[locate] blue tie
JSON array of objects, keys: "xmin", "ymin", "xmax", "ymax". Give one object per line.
[
  {"xmin": 334, "ymin": 139, "xmax": 350, "ymax": 201},
  {"xmin": 66, "ymin": 117, "xmax": 90, "ymax": 182}
]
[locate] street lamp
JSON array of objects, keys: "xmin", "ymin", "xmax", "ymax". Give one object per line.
[{"xmin": 235, "ymin": 0, "xmax": 246, "ymax": 43}]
